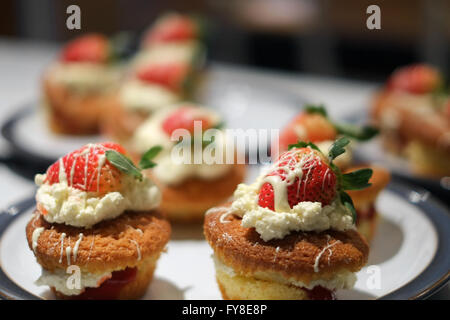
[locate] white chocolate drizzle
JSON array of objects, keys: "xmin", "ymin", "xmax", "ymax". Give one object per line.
[
  {"xmin": 32, "ymin": 227, "xmax": 45, "ymax": 253},
  {"xmin": 259, "ymin": 149, "xmax": 325, "ymax": 212},
  {"xmin": 313, "ymin": 235, "xmax": 341, "ymax": 272},
  {"xmin": 206, "ymin": 206, "xmax": 235, "ymax": 224},
  {"xmin": 87, "ymin": 238, "xmax": 95, "ymax": 261},
  {"xmin": 58, "ymin": 233, "xmax": 66, "ymax": 263},
  {"xmin": 130, "ymin": 239, "xmax": 141, "ymax": 261},
  {"xmin": 73, "ymin": 233, "xmax": 84, "ymax": 262}
]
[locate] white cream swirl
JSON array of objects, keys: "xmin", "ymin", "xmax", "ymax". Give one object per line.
[
  {"xmin": 36, "ymin": 268, "xmax": 112, "ymax": 296},
  {"xmin": 131, "ymin": 105, "xmax": 232, "ymax": 185},
  {"xmin": 35, "ymin": 175, "xmax": 160, "ymax": 228},
  {"xmin": 120, "ymin": 80, "xmax": 180, "ymax": 113},
  {"xmin": 48, "ymin": 62, "xmax": 121, "ymax": 93}
]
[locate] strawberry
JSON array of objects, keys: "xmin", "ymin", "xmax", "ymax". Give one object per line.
[
  {"xmin": 277, "ymin": 105, "xmax": 378, "ymax": 153},
  {"xmin": 279, "ymin": 112, "xmax": 337, "ymax": 151},
  {"xmin": 387, "ymin": 64, "xmax": 442, "ymax": 94},
  {"xmin": 45, "ymin": 142, "xmax": 127, "ymax": 196},
  {"xmin": 61, "ymin": 34, "xmax": 109, "ymax": 63},
  {"xmin": 259, "ymin": 148, "xmax": 337, "ymax": 209},
  {"xmin": 136, "ymin": 62, "xmax": 189, "ymax": 92},
  {"xmin": 162, "ymin": 107, "xmax": 212, "ymax": 136},
  {"xmin": 144, "ymin": 14, "xmax": 196, "ymax": 45},
  {"xmin": 260, "ymin": 138, "xmax": 373, "ymax": 223}
]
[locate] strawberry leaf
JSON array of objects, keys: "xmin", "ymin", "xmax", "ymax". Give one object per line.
[
  {"xmin": 328, "ymin": 137, "xmax": 350, "ymax": 160},
  {"xmin": 304, "ymin": 104, "xmax": 328, "ymax": 117},
  {"xmin": 106, "ymin": 150, "xmax": 143, "ymax": 180},
  {"xmin": 304, "ymin": 104, "xmax": 378, "ymax": 141},
  {"xmin": 288, "ymin": 141, "xmax": 321, "ymax": 152},
  {"xmin": 340, "ymin": 191, "xmax": 357, "ymax": 224},
  {"xmin": 139, "ymin": 145, "xmax": 162, "ymax": 169},
  {"xmin": 341, "ymin": 168, "xmax": 373, "ymax": 190},
  {"xmin": 334, "ymin": 123, "xmax": 379, "ymax": 141}
]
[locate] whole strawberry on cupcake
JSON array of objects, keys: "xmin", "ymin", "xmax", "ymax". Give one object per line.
[
  {"xmin": 204, "ymin": 138, "xmax": 370, "ymax": 300},
  {"xmin": 43, "ymin": 34, "xmax": 124, "ymax": 135},
  {"xmin": 26, "ymin": 142, "xmax": 170, "ymax": 299},
  {"xmin": 276, "ymin": 105, "xmax": 389, "ymax": 242}
]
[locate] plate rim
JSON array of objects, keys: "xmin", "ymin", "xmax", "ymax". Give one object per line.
[
  {"xmin": 0, "ymin": 181, "xmax": 448, "ymax": 300},
  {"xmin": 2, "ymin": 105, "xmax": 56, "ymax": 166}
]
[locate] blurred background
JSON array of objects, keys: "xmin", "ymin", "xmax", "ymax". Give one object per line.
[
  {"xmin": 1, "ymin": 0, "xmax": 449, "ymax": 81},
  {"xmin": 0, "ymin": 0, "xmax": 448, "ymax": 300}
]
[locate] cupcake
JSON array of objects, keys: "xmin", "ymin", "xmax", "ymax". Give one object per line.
[
  {"xmin": 26, "ymin": 142, "xmax": 170, "ymax": 299},
  {"xmin": 371, "ymin": 64, "xmax": 450, "ymax": 178},
  {"xmin": 130, "ymin": 103, "xmax": 246, "ymax": 222},
  {"xmin": 205, "ymin": 138, "xmax": 370, "ymax": 300},
  {"xmin": 43, "ymin": 34, "xmax": 122, "ymax": 135}
]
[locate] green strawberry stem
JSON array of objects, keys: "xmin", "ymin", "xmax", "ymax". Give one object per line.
[
  {"xmin": 304, "ymin": 104, "xmax": 379, "ymax": 141},
  {"xmin": 105, "ymin": 150, "xmax": 143, "ymax": 180},
  {"xmin": 106, "ymin": 145, "xmax": 163, "ymax": 180},
  {"xmin": 139, "ymin": 145, "xmax": 163, "ymax": 169}
]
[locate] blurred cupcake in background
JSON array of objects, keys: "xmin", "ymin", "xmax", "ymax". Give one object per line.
[
  {"xmin": 130, "ymin": 103, "xmax": 246, "ymax": 223},
  {"xmin": 371, "ymin": 64, "xmax": 450, "ymax": 178},
  {"xmin": 42, "ymin": 34, "xmax": 123, "ymax": 135},
  {"xmin": 102, "ymin": 12, "xmax": 206, "ymax": 144}
]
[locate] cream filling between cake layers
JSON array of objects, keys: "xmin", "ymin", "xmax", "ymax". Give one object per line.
[
  {"xmin": 35, "ymin": 174, "xmax": 161, "ymax": 228},
  {"xmin": 213, "ymin": 255, "xmax": 356, "ymax": 290},
  {"xmin": 131, "ymin": 106, "xmax": 233, "ymax": 185},
  {"xmin": 48, "ymin": 62, "xmax": 121, "ymax": 93},
  {"xmin": 132, "ymin": 41, "xmax": 198, "ymax": 69},
  {"xmin": 120, "ymin": 80, "xmax": 180, "ymax": 113},
  {"xmin": 36, "ymin": 268, "xmax": 112, "ymax": 296}
]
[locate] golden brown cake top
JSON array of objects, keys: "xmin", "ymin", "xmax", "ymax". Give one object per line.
[
  {"xmin": 26, "ymin": 209, "xmax": 171, "ymax": 273},
  {"xmin": 204, "ymin": 206, "xmax": 369, "ymax": 283}
]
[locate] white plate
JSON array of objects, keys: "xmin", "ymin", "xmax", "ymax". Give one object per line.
[{"xmin": 0, "ymin": 178, "xmax": 446, "ymax": 300}]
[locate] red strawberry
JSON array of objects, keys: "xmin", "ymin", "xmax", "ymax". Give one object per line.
[
  {"xmin": 45, "ymin": 142, "xmax": 127, "ymax": 196},
  {"xmin": 162, "ymin": 107, "xmax": 211, "ymax": 136},
  {"xmin": 61, "ymin": 34, "xmax": 109, "ymax": 63},
  {"xmin": 387, "ymin": 64, "xmax": 442, "ymax": 94},
  {"xmin": 136, "ymin": 62, "xmax": 189, "ymax": 92},
  {"xmin": 258, "ymin": 148, "xmax": 337, "ymax": 210},
  {"xmin": 279, "ymin": 112, "xmax": 337, "ymax": 152},
  {"xmin": 144, "ymin": 14, "xmax": 196, "ymax": 45}
]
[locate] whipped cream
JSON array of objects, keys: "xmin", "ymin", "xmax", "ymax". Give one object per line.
[
  {"xmin": 35, "ymin": 174, "xmax": 161, "ymax": 228},
  {"xmin": 36, "ymin": 268, "xmax": 111, "ymax": 296},
  {"xmin": 48, "ymin": 62, "xmax": 121, "ymax": 93},
  {"xmin": 120, "ymin": 80, "xmax": 180, "ymax": 113},
  {"xmin": 132, "ymin": 41, "xmax": 199, "ymax": 69},
  {"xmin": 231, "ymin": 149, "xmax": 354, "ymax": 241},
  {"xmin": 131, "ymin": 105, "xmax": 232, "ymax": 185}
]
